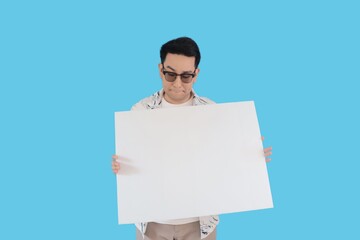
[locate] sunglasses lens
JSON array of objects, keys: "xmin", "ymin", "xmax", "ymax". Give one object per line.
[
  {"xmin": 181, "ymin": 74, "xmax": 193, "ymax": 83},
  {"xmin": 165, "ymin": 72, "xmax": 176, "ymax": 82}
]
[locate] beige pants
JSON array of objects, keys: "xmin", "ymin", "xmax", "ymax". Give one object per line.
[{"xmin": 136, "ymin": 221, "xmax": 216, "ymax": 240}]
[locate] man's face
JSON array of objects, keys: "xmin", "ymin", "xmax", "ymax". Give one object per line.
[{"xmin": 158, "ymin": 53, "xmax": 199, "ymax": 104}]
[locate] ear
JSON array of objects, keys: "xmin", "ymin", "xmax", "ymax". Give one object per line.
[
  {"xmin": 193, "ymin": 68, "xmax": 200, "ymax": 83},
  {"xmin": 158, "ymin": 63, "xmax": 163, "ymax": 78}
]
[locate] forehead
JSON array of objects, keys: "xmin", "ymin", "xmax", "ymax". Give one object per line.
[{"xmin": 163, "ymin": 53, "xmax": 196, "ymax": 71}]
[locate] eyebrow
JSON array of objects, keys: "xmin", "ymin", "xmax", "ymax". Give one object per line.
[{"xmin": 165, "ymin": 65, "xmax": 194, "ymax": 74}]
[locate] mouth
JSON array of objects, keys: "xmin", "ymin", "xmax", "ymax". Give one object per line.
[{"xmin": 170, "ymin": 88, "xmax": 184, "ymax": 93}]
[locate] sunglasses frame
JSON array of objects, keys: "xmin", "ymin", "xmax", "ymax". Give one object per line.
[{"xmin": 162, "ymin": 64, "xmax": 196, "ymax": 83}]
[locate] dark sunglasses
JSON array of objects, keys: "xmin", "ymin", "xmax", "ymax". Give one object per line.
[{"xmin": 162, "ymin": 66, "xmax": 196, "ymax": 83}]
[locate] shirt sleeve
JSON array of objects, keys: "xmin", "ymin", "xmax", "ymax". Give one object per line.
[{"xmin": 130, "ymin": 100, "xmax": 149, "ymax": 111}]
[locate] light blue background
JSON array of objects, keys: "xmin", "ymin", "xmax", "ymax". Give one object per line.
[{"xmin": 1, "ymin": 0, "xmax": 359, "ymax": 239}]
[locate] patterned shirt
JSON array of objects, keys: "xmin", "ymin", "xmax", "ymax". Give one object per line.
[{"xmin": 131, "ymin": 89, "xmax": 219, "ymax": 239}]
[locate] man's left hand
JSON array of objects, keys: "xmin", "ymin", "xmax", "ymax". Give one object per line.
[{"xmin": 262, "ymin": 136, "xmax": 272, "ymax": 162}]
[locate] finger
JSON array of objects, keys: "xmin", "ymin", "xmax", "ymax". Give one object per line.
[
  {"xmin": 263, "ymin": 146, "xmax": 272, "ymax": 152},
  {"xmin": 261, "ymin": 136, "xmax": 265, "ymax": 141},
  {"xmin": 264, "ymin": 151, "xmax": 272, "ymax": 157},
  {"xmin": 112, "ymin": 154, "xmax": 118, "ymax": 160},
  {"xmin": 112, "ymin": 162, "xmax": 120, "ymax": 168},
  {"xmin": 112, "ymin": 165, "xmax": 119, "ymax": 171},
  {"xmin": 266, "ymin": 158, "xmax": 271, "ymax": 162}
]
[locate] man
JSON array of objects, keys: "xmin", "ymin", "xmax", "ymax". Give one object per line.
[{"xmin": 112, "ymin": 37, "xmax": 272, "ymax": 240}]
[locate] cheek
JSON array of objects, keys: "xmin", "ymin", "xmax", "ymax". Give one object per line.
[
  {"xmin": 162, "ymin": 80, "xmax": 171, "ymax": 89},
  {"xmin": 185, "ymin": 83, "xmax": 193, "ymax": 92}
]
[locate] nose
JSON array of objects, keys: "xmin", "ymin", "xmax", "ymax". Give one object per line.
[{"xmin": 173, "ymin": 76, "xmax": 183, "ymax": 87}]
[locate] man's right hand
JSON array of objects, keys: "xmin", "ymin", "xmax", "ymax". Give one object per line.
[{"xmin": 112, "ymin": 154, "xmax": 120, "ymax": 174}]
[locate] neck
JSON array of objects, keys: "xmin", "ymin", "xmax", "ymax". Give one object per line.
[{"xmin": 163, "ymin": 92, "xmax": 193, "ymax": 104}]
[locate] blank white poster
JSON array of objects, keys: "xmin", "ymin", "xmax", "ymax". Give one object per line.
[{"xmin": 114, "ymin": 101, "xmax": 273, "ymax": 224}]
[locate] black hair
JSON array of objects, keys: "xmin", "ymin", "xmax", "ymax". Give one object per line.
[{"xmin": 160, "ymin": 37, "xmax": 201, "ymax": 68}]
